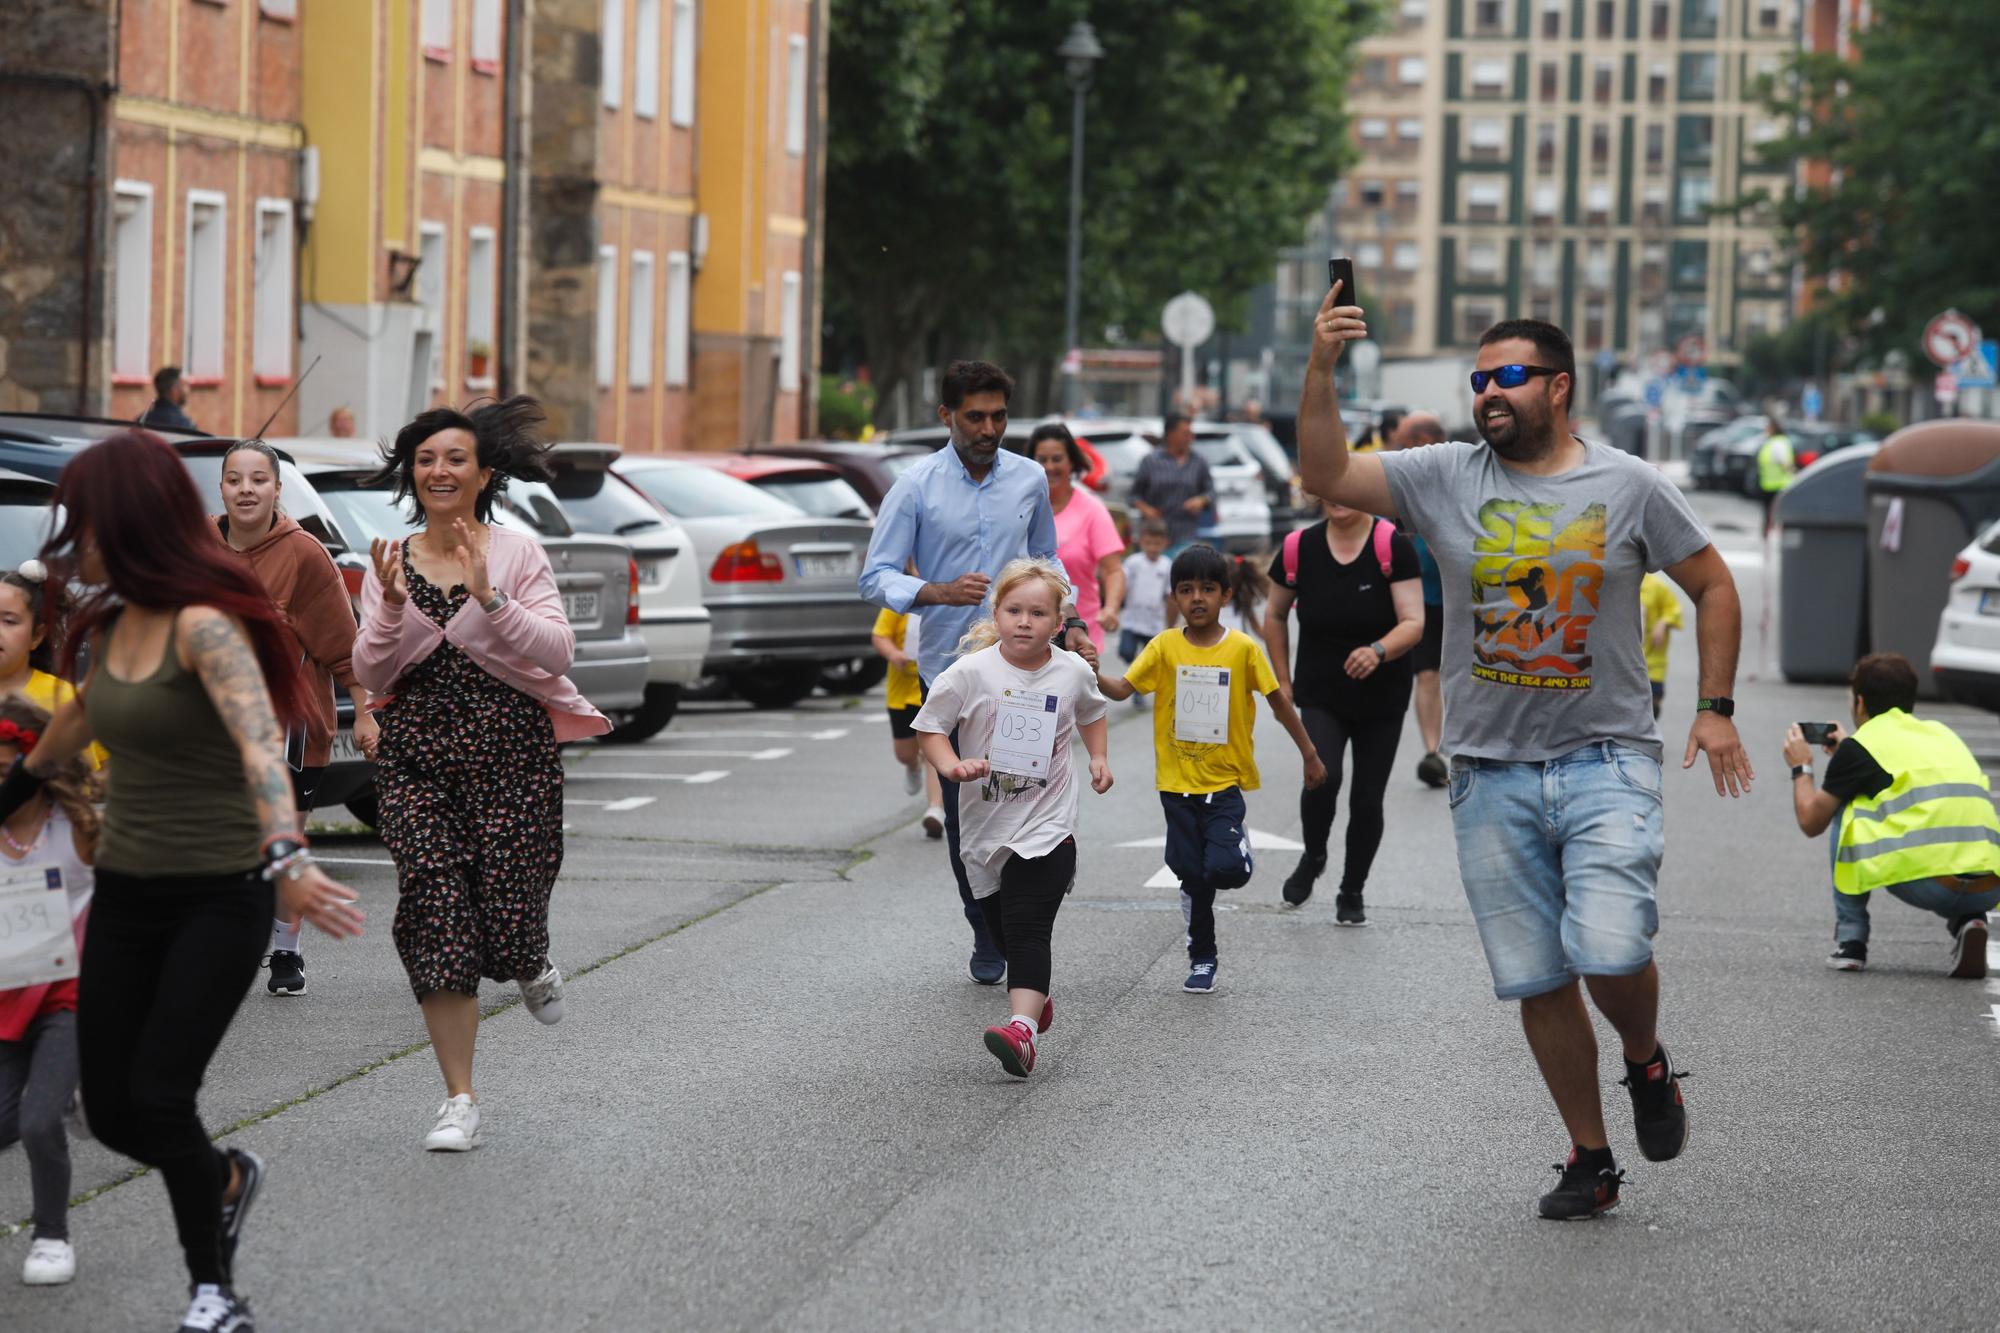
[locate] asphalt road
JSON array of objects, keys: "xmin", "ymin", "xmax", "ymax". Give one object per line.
[{"xmin": 5, "ymin": 485, "xmax": 1997, "ymax": 1332}]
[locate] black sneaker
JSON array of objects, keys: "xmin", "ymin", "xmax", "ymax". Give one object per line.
[
  {"xmin": 1620, "ymin": 1045, "xmax": 1689, "ymax": 1162},
  {"xmin": 1281, "ymin": 854, "xmax": 1325, "ymax": 906},
  {"xmin": 179, "ymin": 1282, "xmax": 254, "ymax": 1332},
  {"xmin": 1416, "ymin": 751, "xmax": 1448, "ymax": 788},
  {"xmin": 1826, "ymin": 940, "xmax": 1867, "ymax": 971},
  {"xmin": 217, "ymin": 1147, "xmax": 264, "ymax": 1283},
  {"xmin": 1334, "ymin": 893, "xmax": 1367, "ymax": 926},
  {"xmin": 1537, "ymin": 1148, "xmax": 1623, "ymax": 1220},
  {"xmin": 1948, "ymin": 914, "xmax": 1989, "ymax": 980},
  {"xmin": 263, "ymin": 951, "xmax": 305, "ymax": 996}
]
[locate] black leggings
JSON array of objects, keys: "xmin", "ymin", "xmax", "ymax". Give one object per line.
[
  {"xmin": 1300, "ymin": 706, "xmax": 1406, "ymax": 894},
  {"xmin": 974, "ymin": 839, "xmax": 1076, "ymax": 996},
  {"xmin": 79, "ymin": 867, "xmax": 271, "ymax": 1286}
]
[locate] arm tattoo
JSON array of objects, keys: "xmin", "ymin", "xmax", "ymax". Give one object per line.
[{"xmin": 184, "ymin": 611, "xmax": 299, "ymax": 843}]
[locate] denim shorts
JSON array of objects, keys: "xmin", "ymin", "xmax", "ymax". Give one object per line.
[{"xmin": 1448, "ymin": 742, "xmax": 1665, "ymax": 1000}]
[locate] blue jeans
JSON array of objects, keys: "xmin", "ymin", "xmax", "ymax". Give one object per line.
[
  {"xmin": 1448, "ymin": 743, "xmax": 1665, "ymax": 1001},
  {"xmin": 1161, "ymin": 787, "xmax": 1253, "ymax": 962},
  {"xmin": 1118, "ymin": 629, "xmax": 1154, "ymax": 664},
  {"xmin": 1827, "ymin": 802, "xmax": 2000, "ymax": 943}
]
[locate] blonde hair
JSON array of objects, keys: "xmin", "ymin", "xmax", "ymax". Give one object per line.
[{"xmin": 954, "ymin": 557, "xmax": 1072, "ymax": 656}]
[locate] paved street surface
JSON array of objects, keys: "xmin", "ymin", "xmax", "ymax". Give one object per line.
[{"xmin": 5, "ymin": 487, "xmax": 1996, "ymax": 1331}]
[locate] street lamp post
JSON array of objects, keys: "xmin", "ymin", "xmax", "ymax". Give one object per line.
[{"xmin": 1058, "ymin": 20, "xmax": 1103, "ymax": 415}]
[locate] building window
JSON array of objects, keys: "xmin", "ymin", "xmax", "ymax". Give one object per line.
[
  {"xmin": 1466, "ymin": 180, "xmax": 1505, "ymax": 223},
  {"xmin": 1647, "ymin": 60, "xmax": 1669, "ymax": 104},
  {"xmin": 1593, "ymin": 60, "xmax": 1615, "ymax": 105},
  {"xmin": 418, "ymin": 223, "xmax": 446, "ymax": 386},
  {"xmin": 1596, "ymin": 0, "xmax": 1617, "ymax": 37},
  {"xmin": 1642, "ymin": 184, "xmax": 1667, "ymax": 226},
  {"xmin": 635, "ymin": 0, "xmax": 661, "ymax": 119},
  {"xmin": 465, "ymin": 226, "xmax": 497, "ymax": 385},
  {"xmin": 1359, "ymin": 117, "xmax": 1390, "ymax": 143},
  {"xmin": 1532, "ymin": 180, "xmax": 1559, "ymax": 220},
  {"xmin": 1742, "ymin": 248, "xmax": 1774, "ymax": 283},
  {"xmin": 595, "ymin": 245, "xmax": 618, "ymax": 389},
  {"xmin": 1466, "ymin": 240, "xmax": 1501, "ymax": 281},
  {"xmin": 1396, "ymin": 117, "xmax": 1423, "ymax": 144},
  {"xmin": 1538, "ymin": 61, "xmax": 1558, "ymax": 104},
  {"xmin": 1678, "ymin": 115, "xmax": 1715, "ymax": 164},
  {"xmin": 1475, "ymin": 0, "xmax": 1507, "ymax": 33},
  {"xmin": 1650, "ymin": 0, "xmax": 1670, "ymax": 38},
  {"xmin": 1401, "ymin": 0, "xmax": 1429, "ymax": 19},
  {"xmin": 421, "ymin": 0, "xmax": 451, "ymax": 59},
  {"xmin": 111, "ymin": 182, "xmax": 153, "ymax": 382},
  {"xmin": 779, "ymin": 271, "xmax": 803, "ymax": 393},
  {"xmin": 1462, "ymin": 301, "xmax": 1500, "ymax": 343},
  {"xmin": 1360, "ymin": 57, "xmax": 1388, "ymax": 88},
  {"xmin": 1387, "ymin": 299, "xmax": 1417, "ymax": 344},
  {"xmin": 183, "ymin": 192, "xmax": 226, "ymax": 381},
  {"xmin": 1586, "ymin": 181, "xmax": 1613, "ymax": 224},
  {"xmin": 628, "ymin": 250, "xmax": 655, "ymax": 386},
  {"xmin": 1395, "ymin": 179, "xmax": 1422, "ymax": 212},
  {"xmin": 1757, "ymin": 0, "xmax": 1783, "ymax": 29},
  {"xmin": 1531, "ymin": 239, "xmax": 1557, "ymax": 286},
  {"xmin": 1675, "ymin": 170, "xmax": 1713, "ymax": 222},
  {"xmin": 252, "ymin": 200, "xmax": 293, "ymax": 382},
  {"xmin": 1679, "ymin": 52, "xmax": 1717, "ymax": 101},
  {"xmin": 1394, "ymin": 241, "xmax": 1421, "ymax": 271},
  {"xmin": 1530, "ymin": 296, "xmax": 1555, "ymax": 323},
  {"xmin": 471, "ymin": 0, "xmax": 500, "ymax": 72},
  {"xmin": 1583, "ymin": 299, "xmax": 1607, "ymax": 349},
  {"xmin": 1590, "ymin": 123, "xmax": 1611, "ymax": 169},
  {"xmin": 1540, "ymin": 0, "xmax": 1563, "ymax": 38},
  {"xmin": 785, "ymin": 34, "xmax": 808, "ymax": 157},
  {"xmin": 1585, "ymin": 239, "xmax": 1611, "ymax": 287},
  {"xmin": 601, "ymin": 0, "xmax": 623, "ymax": 108},
  {"xmin": 1744, "ymin": 303, "xmax": 1775, "ymax": 340},
  {"xmin": 1470, "ymin": 60, "xmax": 1508, "ymax": 98},
  {"xmin": 1672, "ymin": 240, "xmax": 1708, "ymax": 288},
  {"xmin": 665, "ymin": 251, "xmax": 691, "ymax": 386},
  {"xmin": 1468, "ymin": 118, "xmax": 1507, "ymax": 159},
  {"xmin": 1357, "ymin": 242, "xmax": 1385, "ymax": 271},
  {"xmin": 1750, "ymin": 119, "xmax": 1782, "ymax": 147},
  {"xmin": 1645, "ymin": 123, "xmax": 1666, "ymax": 171},
  {"xmin": 1398, "ymin": 56, "xmax": 1427, "ymax": 86},
  {"xmin": 669, "ymin": 0, "xmax": 697, "ymax": 127},
  {"xmin": 1641, "ymin": 243, "xmax": 1666, "ymax": 285},
  {"xmin": 1359, "ymin": 180, "xmax": 1386, "ymax": 208},
  {"xmin": 1639, "ymin": 306, "xmax": 1664, "ymax": 347},
  {"xmin": 1682, "ymin": 0, "xmax": 1719, "ymax": 38},
  {"xmin": 1535, "ymin": 122, "xmax": 1557, "ymax": 170}
]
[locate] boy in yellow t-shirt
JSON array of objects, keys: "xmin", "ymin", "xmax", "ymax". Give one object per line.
[
  {"xmin": 1639, "ymin": 573, "xmax": 1683, "ymax": 720},
  {"xmin": 1097, "ymin": 545, "xmax": 1325, "ymax": 993},
  {"xmin": 871, "ymin": 607, "xmax": 945, "ymax": 836}
]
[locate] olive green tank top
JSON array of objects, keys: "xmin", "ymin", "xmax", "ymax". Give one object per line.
[{"xmin": 86, "ymin": 617, "xmax": 263, "ymax": 876}]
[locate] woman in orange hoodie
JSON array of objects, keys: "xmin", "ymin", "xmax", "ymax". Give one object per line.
[{"xmin": 217, "ymin": 441, "xmax": 376, "ymax": 997}]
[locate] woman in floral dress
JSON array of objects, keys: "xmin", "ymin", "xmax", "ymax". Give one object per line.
[{"xmin": 353, "ymin": 397, "xmax": 608, "ymax": 1152}]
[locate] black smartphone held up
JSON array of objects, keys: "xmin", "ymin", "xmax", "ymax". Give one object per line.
[
  {"xmin": 1328, "ymin": 256, "xmax": 1357, "ymax": 310},
  {"xmin": 1799, "ymin": 721, "xmax": 1839, "ymax": 746}
]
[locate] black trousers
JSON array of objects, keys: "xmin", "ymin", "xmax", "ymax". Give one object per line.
[
  {"xmin": 974, "ymin": 839, "xmax": 1076, "ymax": 996},
  {"xmin": 80, "ymin": 867, "xmax": 271, "ymax": 1286},
  {"xmin": 1163, "ymin": 788, "xmax": 1253, "ymax": 962},
  {"xmin": 1299, "ymin": 706, "xmax": 1406, "ymax": 895}
]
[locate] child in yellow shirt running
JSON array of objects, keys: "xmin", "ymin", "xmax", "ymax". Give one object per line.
[
  {"xmin": 1640, "ymin": 573, "xmax": 1683, "ymax": 720},
  {"xmin": 872, "ymin": 607, "xmax": 945, "ymax": 835},
  {"xmin": 1096, "ymin": 545, "xmax": 1325, "ymax": 993}
]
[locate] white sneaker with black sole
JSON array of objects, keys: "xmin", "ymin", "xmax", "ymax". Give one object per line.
[
  {"xmin": 21, "ymin": 1237, "xmax": 75, "ymax": 1285},
  {"xmin": 177, "ymin": 1283, "xmax": 253, "ymax": 1332},
  {"xmin": 424, "ymin": 1094, "xmax": 482, "ymax": 1152},
  {"xmin": 519, "ymin": 962, "xmax": 565, "ymax": 1024},
  {"xmin": 1949, "ymin": 915, "xmax": 1989, "ymax": 979}
]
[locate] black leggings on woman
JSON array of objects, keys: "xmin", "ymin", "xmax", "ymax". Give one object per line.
[
  {"xmin": 974, "ymin": 839, "xmax": 1077, "ymax": 996},
  {"xmin": 79, "ymin": 868, "xmax": 271, "ymax": 1286},
  {"xmin": 1299, "ymin": 707, "xmax": 1405, "ymax": 894}
]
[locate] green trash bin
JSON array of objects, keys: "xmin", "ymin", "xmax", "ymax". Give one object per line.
[{"xmin": 1776, "ymin": 444, "xmax": 1878, "ymax": 683}]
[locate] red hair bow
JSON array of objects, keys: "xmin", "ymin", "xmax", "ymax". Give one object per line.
[{"xmin": 0, "ymin": 720, "xmax": 41, "ymax": 750}]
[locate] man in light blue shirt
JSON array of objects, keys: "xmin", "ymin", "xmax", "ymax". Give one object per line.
[{"xmin": 860, "ymin": 359, "xmax": 1089, "ymax": 984}]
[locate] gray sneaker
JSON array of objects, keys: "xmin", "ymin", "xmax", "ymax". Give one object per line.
[{"xmin": 520, "ymin": 962, "xmax": 566, "ymax": 1024}]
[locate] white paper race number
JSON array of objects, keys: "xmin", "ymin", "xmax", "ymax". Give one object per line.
[
  {"xmin": 0, "ymin": 864, "xmax": 74, "ymax": 990},
  {"xmin": 1174, "ymin": 666, "xmax": 1231, "ymax": 744},
  {"xmin": 989, "ymin": 688, "xmax": 1060, "ymax": 778}
]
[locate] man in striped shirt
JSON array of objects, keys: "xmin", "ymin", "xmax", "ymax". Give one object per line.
[{"xmin": 1130, "ymin": 413, "xmax": 1218, "ymax": 551}]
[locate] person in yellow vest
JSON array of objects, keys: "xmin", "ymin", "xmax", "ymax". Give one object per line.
[
  {"xmin": 1754, "ymin": 415, "xmax": 1795, "ymax": 533},
  {"xmin": 1785, "ymin": 652, "xmax": 2000, "ymax": 976}
]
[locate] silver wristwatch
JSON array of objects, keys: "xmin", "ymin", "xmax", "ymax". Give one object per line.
[{"xmin": 481, "ymin": 589, "xmax": 509, "ymax": 614}]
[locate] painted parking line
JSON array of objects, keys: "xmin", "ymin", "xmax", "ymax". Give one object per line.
[{"xmin": 564, "ymin": 770, "xmax": 730, "ymax": 784}]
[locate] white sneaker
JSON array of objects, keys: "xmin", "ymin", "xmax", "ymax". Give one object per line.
[
  {"xmin": 177, "ymin": 1282, "xmax": 252, "ymax": 1332},
  {"xmin": 519, "ymin": 962, "xmax": 565, "ymax": 1025},
  {"xmin": 21, "ymin": 1237, "xmax": 74, "ymax": 1285},
  {"xmin": 424, "ymin": 1094, "xmax": 482, "ymax": 1151},
  {"xmin": 903, "ymin": 762, "xmax": 923, "ymax": 796},
  {"xmin": 922, "ymin": 806, "xmax": 945, "ymax": 839}
]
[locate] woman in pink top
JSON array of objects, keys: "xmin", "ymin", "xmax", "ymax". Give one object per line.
[
  {"xmin": 1031, "ymin": 423, "xmax": 1126, "ymax": 651},
  {"xmin": 353, "ymin": 396, "xmax": 607, "ymax": 1154}
]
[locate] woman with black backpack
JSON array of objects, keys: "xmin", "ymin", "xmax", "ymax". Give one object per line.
[{"xmin": 1263, "ymin": 499, "xmax": 1425, "ymax": 923}]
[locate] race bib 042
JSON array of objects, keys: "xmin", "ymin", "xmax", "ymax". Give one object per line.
[{"xmin": 1174, "ymin": 666, "xmax": 1230, "ymax": 745}]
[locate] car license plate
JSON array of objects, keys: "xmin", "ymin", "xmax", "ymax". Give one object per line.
[
  {"xmin": 1980, "ymin": 590, "xmax": 2000, "ymax": 617},
  {"xmin": 563, "ymin": 591, "xmax": 601, "ymax": 622},
  {"xmin": 796, "ymin": 553, "xmax": 855, "ymax": 580},
  {"xmin": 637, "ymin": 560, "xmax": 661, "ymax": 586},
  {"xmin": 329, "ymin": 729, "xmax": 365, "ymax": 764}
]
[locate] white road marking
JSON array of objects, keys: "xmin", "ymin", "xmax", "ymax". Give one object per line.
[
  {"xmin": 1118, "ymin": 828, "xmax": 1307, "ymax": 851},
  {"xmin": 576, "ymin": 747, "xmax": 792, "ymax": 761},
  {"xmin": 566, "ymin": 770, "xmax": 730, "ymax": 784},
  {"xmin": 650, "ymin": 729, "xmax": 848, "ymax": 741},
  {"xmin": 566, "ymin": 796, "xmax": 659, "ymax": 812}
]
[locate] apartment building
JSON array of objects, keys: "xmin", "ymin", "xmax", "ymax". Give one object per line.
[{"xmin": 1324, "ymin": 0, "xmax": 1798, "ymax": 389}]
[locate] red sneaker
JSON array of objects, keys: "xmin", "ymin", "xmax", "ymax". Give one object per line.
[
  {"xmin": 983, "ymin": 1020, "xmax": 1036, "ymax": 1077},
  {"xmin": 1039, "ymin": 998, "xmax": 1054, "ymax": 1035}
]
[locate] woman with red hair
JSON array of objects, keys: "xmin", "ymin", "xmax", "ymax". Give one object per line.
[{"xmin": 0, "ymin": 430, "xmax": 364, "ymax": 1332}]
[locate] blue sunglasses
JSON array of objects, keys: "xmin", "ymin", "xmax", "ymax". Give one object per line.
[{"xmin": 1469, "ymin": 364, "xmax": 1562, "ymax": 393}]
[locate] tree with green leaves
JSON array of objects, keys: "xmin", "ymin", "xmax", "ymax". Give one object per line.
[
  {"xmin": 1740, "ymin": 0, "xmax": 2000, "ymax": 375},
  {"xmin": 825, "ymin": 0, "xmax": 1370, "ymax": 422}
]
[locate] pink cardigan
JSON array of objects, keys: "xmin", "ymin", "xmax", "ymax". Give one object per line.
[{"xmin": 354, "ymin": 526, "xmax": 611, "ymax": 742}]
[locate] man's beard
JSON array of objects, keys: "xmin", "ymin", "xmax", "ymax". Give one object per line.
[{"xmin": 1476, "ymin": 401, "xmax": 1555, "ymax": 461}]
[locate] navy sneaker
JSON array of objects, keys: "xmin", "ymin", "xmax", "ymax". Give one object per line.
[
  {"xmin": 1182, "ymin": 961, "xmax": 1218, "ymax": 994},
  {"xmin": 1537, "ymin": 1148, "xmax": 1623, "ymax": 1220},
  {"xmin": 217, "ymin": 1147, "xmax": 263, "ymax": 1282},
  {"xmin": 1826, "ymin": 940, "xmax": 1866, "ymax": 971},
  {"xmin": 968, "ymin": 928, "xmax": 1005, "ymax": 986}
]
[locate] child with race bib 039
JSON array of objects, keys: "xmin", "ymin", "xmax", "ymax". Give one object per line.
[
  {"xmin": 1096, "ymin": 544, "xmax": 1325, "ymax": 994},
  {"xmin": 913, "ymin": 558, "xmax": 1112, "ymax": 1079}
]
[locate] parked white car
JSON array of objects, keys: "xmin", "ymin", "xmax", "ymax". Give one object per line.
[{"xmin": 1933, "ymin": 516, "xmax": 2000, "ymax": 713}]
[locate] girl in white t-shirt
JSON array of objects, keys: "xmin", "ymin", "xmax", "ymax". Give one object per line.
[{"xmin": 913, "ymin": 559, "xmax": 1112, "ymax": 1078}]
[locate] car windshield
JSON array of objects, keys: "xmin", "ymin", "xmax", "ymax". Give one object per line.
[
  {"xmin": 880, "ymin": 452, "xmax": 928, "ymax": 481},
  {"xmin": 180, "ymin": 453, "xmax": 346, "ymax": 550},
  {"xmin": 0, "ymin": 485, "xmax": 55, "ymax": 570},
  {"xmin": 1191, "ymin": 437, "xmax": 1252, "ymax": 469},
  {"xmin": 754, "ymin": 475, "xmax": 872, "ymax": 520},
  {"xmin": 549, "ymin": 465, "xmax": 674, "ymax": 536},
  {"xmin": 623, "ymin": 463, "xmax": 804, "ymax": 519}
]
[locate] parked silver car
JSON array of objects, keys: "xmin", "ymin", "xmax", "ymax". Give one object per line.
[{"xmin": 612, "ymin": 456, "xmax": 877, "ymax": 710}]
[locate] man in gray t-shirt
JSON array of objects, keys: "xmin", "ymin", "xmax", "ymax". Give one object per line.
[{"xmin": 1292, "ymin": 301, "xmax": 1753, "ymax": 1223}]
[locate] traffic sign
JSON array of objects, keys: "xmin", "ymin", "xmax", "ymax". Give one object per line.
[
  {"xmin": 1675, "ymin": 333, "xmax": 1707, "ymax": 367},
  {"xmin": 1801, "ymin": 383, "xmax": 1823, "ymax": 421},
  {"xmin": 1954, "ymin": 339, "xmax": 1998, "ymax": 390},
  {"xmin": 1161, "ymin": 292, "xmax": 1216, "ymax": 349},
  {"xmin": 1922, "ymin": 310, "xmax": 1980, "ymax": 369},
  {"xmin": 1935, "ymin": 372, "xmax": 1959, "ymax": 405}
]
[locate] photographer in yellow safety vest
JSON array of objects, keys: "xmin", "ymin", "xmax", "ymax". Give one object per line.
[{"xmin": 1785, "ymin": 652, "xmax": 2000, "ymax": 976}]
